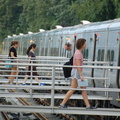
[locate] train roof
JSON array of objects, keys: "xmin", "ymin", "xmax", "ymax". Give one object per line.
[
  {"xmin": 74, "ymin": 18, "xmax": 120, "ymax": 33},
  {"xmin": 4, "ymin": 18, "xmax": 120, "ymax": 40}
]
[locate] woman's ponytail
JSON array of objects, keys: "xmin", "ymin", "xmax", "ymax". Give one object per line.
[
  {"xmin": 27, "ymin": 45, "xmax": 32, "ymax": 55},
  {"xmin": 26, "ymin": 43, "xmax": 36, "ymax": 55},
  {"xmin": 11, "ymin": 41, "xmax": 19, "ymax": 46}
]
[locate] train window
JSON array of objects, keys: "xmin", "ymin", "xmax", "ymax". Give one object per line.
[
  {"xmin": 97, "ymin": 49, "xmax": 104, "ymax": 61},
  {"xmin": 101, "ymin": 49, "xmax": 104, "ymax": 61},
  {"xmin": 97, "ymin": 49, "xmax": 101, "ymax": 61},
  {"xmin": 82, "ymin": 49, "xmax": 88, "ymax": 60},
  {"xmin": 111, "ymin": 50, "xmax": 114, "ymax": 61},
  {"xmin": 83, "ymin": 50, "xmax": 85, "ymax": 58},
  {"xmin": 107, "ymin": 50, "xmax": 114, "ymax": 66},
  {"xmin": 107, "ymin": 50, "xmax": 110, "ymax": 61},
  {"xmin": 86, "ymin": 49, "xmax": 88, "ymax": 59}
]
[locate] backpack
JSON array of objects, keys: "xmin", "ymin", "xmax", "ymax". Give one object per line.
[{"xmin": 63, "ymin": 57, "xmax": 73, "ymax": 78}]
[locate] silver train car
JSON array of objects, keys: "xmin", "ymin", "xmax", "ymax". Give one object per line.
[{"xmin": 2, "ymin": 18, "xmax": 120, "ymax": 108}]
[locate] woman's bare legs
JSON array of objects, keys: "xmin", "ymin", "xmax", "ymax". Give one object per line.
[
  {"xmin": 61, "ymin": 78, "xmax": 77, "ymax": 105},
  {"xmin": 35, "ymin": 77, "xmax": 40, "ymax": 85},
  {"xmin": 23, "ymin": 75, "xmax": 29, "ymax": 84},
  {"xmin": 81, "ymin": 87, "xmax": 90, "ymax": 107},
  {"xmin": 61, "ymin": 78, "xmax": 90, "ymax": 107},
  {"xmin": 23, "ymin": 76, "xmax": 40, "ymax": 85},
  {"xmin": 9, "ymin": 67, "xmax": 17, "ymax": 84}
]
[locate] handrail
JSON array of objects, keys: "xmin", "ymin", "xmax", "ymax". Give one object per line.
[
  {"xmin": 0, "ymin": 62, "xmax": 117, "ymax": 69},
  {"xmin": 0, "ymin": 58, "xmax": 110, "ymax": 64},
  {"xmin": 0, "ymin": 56, "xmax": 119, "ymax": 115}
]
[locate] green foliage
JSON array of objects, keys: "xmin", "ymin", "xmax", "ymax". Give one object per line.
[
  {"xmin": 71, "ymin": 0, "xmax": 116, "ymax": 22},
  {"xmin": 0, "ymin": 0, "xmax": 22, "ymax": 40},
  {"xmin": 0, "ymin": 0, "xmax": 120, "ymax": 42},
  {"xmin": 114, "ymin": 0, "xmax": 120, "ymax": 18},
  {"xmin": 48, "ymin": 0, "xmax": 80, "ymax": 27}
]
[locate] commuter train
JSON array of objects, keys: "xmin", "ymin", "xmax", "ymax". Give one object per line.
[{"xmin": 2, "ymin": 18, "xmax": 120, "ymax": 108}]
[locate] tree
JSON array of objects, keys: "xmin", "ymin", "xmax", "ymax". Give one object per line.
[
  {"xmin": 0, "ymin": 0, "xmax": 22, "ymax": 40},
  {"xmin": 18, "ymin": 0, "xmax": 53, "ymax": 32},
  {"xmin": 0, "ymin": 0, "xmax": 119, "ymax": 43},
  {"xmin": 114, "ymin": 0, "xmax": 120, "ymax": 18},
  {"xmin": 48, "ymin": 0, "xmax": 80, "ymax": 27},
  {"xmin": 71, "ymin": 0, "xmax": 115, "ymax": 22}
]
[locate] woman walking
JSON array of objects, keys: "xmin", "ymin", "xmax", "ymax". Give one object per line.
[
  {"xmin": 22, "ymin": 43, "xmax": 44, "ymax": 85},
  {"xmin": 59, "ymin": 38, "xmax": 97, "ymax": 109},
  {"xmin": 9, "ymin": 41, "xmax": 19, "ymax": 84}
]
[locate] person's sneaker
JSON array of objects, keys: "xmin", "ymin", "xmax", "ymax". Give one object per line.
[
  {"xmin": 22, "ymin": 83, "xmax": 27, "ymax": 85},
  {"xmin": 86, "ymin": 105, "xmax": 97, "ymax": 109},
  {"xmin": 39, "ymin": 83, "xmax": 46, "ymax": 86},
  {"xmin": 10, "ymin": 83, "xmax": 14, "ymax": 85},
  {"xmin": 59, "ymin": 104, "xmax": 67, "ymax": 108},
  {"xmin": 86, "ymin": 106, "xmax": 94, "ymax": 109}
]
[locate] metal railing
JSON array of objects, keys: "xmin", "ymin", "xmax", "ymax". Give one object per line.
[{"xmin": 0, "ymin": 56, "xmax": 120, "ymax": 116}]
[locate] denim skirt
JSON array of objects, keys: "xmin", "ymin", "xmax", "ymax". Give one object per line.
[{"xmin": 71, "ymin": 69, "xmax": 80, "ymax": 79}]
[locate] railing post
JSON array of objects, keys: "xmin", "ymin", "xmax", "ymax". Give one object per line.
[
  {"xmin": 108, "ymin": 69, "xmax": 110, "ymax": 88},
  {"xmin": 105, "ymin": 68, "xmax": 110, "ymax": 97},
  {"xmin": 51, "ymin": 66, "xmax": 55, "ymax": 113},
  {"xmin": 30, "ymin": 61, "xmax": 33, "ymax": 94},
  {"xmin": 16, "ymin": 60, "xmax": 19, "ymax": 85}
]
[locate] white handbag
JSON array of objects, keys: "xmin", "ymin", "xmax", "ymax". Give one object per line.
[{"xmin": 77, "ymin": 79, "xmax": 88, "ymax": 87}]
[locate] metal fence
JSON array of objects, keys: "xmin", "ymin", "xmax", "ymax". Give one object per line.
[{"xmin": 0, "ymin": 56, "xmax": 120, "ymax": 116}]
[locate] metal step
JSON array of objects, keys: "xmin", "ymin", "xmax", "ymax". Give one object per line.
[
  {"xmin": 0, "ymin": 105, "xmax": 119, "ymax": 116},
  {"xmin": 0, "ymin": 92, "xmax": 113, "ymax": 100}
]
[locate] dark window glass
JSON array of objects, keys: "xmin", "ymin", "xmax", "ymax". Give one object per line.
[
  {"xmin": 101, "ymin": 49, "xmax": 104, "ymax": 61},
  {"xmin": 111, "ymin": 50, "xmax": 114, "ymax": 61},
  {"xmin": 107, "ymin": 50, "xmax": 110, "ymax": 61},
  {"xmin": 97, "ymin": 49, "xmax": 101, "ymax": 61},
  {"xmin": 82, "ymin": 49, "xmax": 88, "ymax": 59}
]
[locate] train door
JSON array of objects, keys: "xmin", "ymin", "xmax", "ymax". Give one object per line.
[
  {"xmin": 48, "ymin": 36, "xmax": 53, "ymax": 56},
  {"xmin": 4, "ymin": 38, "xmax": 9, "ymax": 54},
  {"xmin": 83, "ymin": 32, "xmax": 107, "ymax": 87},
  {"xmin": 82, "ymin": 32, "xmax": 96, "ymax": 61},
  {"xmin": 82, "ymin": 32, "xmax": 97, "ymax": 87},
  {"xmin": 69, "ymin": 35, "xmax": 76, "ymax": 57},
  {"xmin": 40, "ymin": 36, "xmax": 45, "ymax": 56},
  {"xmin": 107, "ymin": 30, "xmax": 120, "ymax": 87},
  {"xmin": 94, "ymin": 31, "xmax": 108, "ymax": 88},
  {"xmin": 21, "ymin": 40, "xmax": 24, "ymax": 55},
  {"xmin": 89, "ymin": 33, "xmax": 98, "ymax": 87},
  {"xmin": 58, "ymin": 36, "xmax": 63, "ymax": 57},
  {"xmin": 47, "ymin": 37, "xmax": 51, "ymax": 56},
  {"xmin": 117, "ymin": 31, "xmax": 120, "ymax": 104},
  {"xmin": 17, "ymin": 37, "xmax": 22, "ymax": 55},
  {"xmin": 43, "ymin": 36, "xmax": 47, "ymax": 56},
  {"xmin": 55, "ymin": 35, "xmax": 60, "ymax": 56},
  {"xmin": 61, "ymin": 35, "xmax": 67, "ymax": 57},
  {"xmin": 38, "ymin": 37, "xmax": 42, "ymax": 56},
  {"xmin": 48, "ymin": 35, "xmax": 60, "ymax": 56},
  {"xmin": 18, "ymin": 36, "xmax": 24, "ymax": 55},
  {"xmin": 108, "ymin": 30, "xmax": 120, "ymax": 107},
  {"xmin": 117, "ymin": 31, "xmax": 120, "ymax": 89}
]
